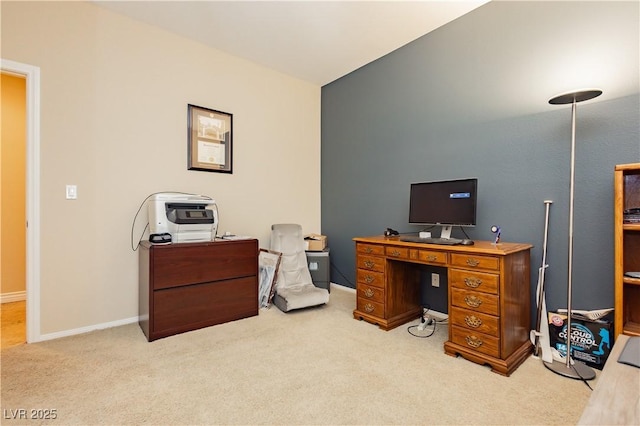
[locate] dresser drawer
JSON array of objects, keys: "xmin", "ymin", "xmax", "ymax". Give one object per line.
[
  {"xmin": 357, "ymin": 255, "xmax": 385, "ymax": 273},
  {"xmin": 450, "ymin": 307, "xmax": 499, "ymax": 337},
  {"xmin": 357, "ymin": 297, "xmax": 384, "ymax": 317},
  {"xmin": 451, "ymin": 325, "xmax": 500, "ymax": 358},
  {"xmin": 151, "ymin": 241, "xmax": 257, "ymax": 290},
  {"xmin": 357, "ymin": 269, "xmax": 385, "ymax": 289},
  {"xmin": 357, "ymin": 243, "xmax": 385, "ymax": 256},
  {"xmin": 385, "ymin": 246, "xmax": 409, "ymax": 259},
  {"xmin": 357, "ymin": 284, "xmax": 384, "ymax": 304},
  {"xmin": 450, "ymin": 269, "xmax": 499, "ymax": 294},
  {"xmin": 450, "ymin": 253, "xmax": 499, "ymax": 271},
  {"xmin": 153, "ymin": 276, "xmax": 257, "ymax": 335},
  {"xmin": 451, "ymin": 288, "xmax": 499, "ymax": 316}
]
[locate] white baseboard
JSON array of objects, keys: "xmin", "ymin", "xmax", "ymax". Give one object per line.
[
  {"xmin": 424, "ymin": 309, "xmax": 448, "ymax": 321},
  {"xmin": 37, "ymin": 316, "xmax": 139, "ymax": 342},
  {"xmin": 330, "ymin": 282, "xmax": 356, "ymax": 293},
  {"xmin": 35, "ymin": 283, "xmax": 352, "ymax": 342},
  {"xmin": 1, "ymin": 291, "xmax": 26, "ymax": 303}
]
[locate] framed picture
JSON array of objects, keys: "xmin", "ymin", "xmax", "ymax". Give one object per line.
[
  {"xmin": 258, "ymin": 249, "xmax": 282, "ymax": 308},
  {"xmin": 187, "ymin": 104, "xmax": 233, "ymax": 173}
]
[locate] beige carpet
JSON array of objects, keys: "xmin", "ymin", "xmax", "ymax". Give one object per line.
[{"xmin": 1, "ymin": 285, "xmax": 594, "ymax": 425}]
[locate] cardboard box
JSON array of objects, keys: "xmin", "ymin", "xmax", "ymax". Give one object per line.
[
  {"xmin": 548, "ymin": 311, "xmax": 613, "ymax": 370},
  {"xmin": 304, "ymin": 234, "xmax": 327, "ymax": 251}
]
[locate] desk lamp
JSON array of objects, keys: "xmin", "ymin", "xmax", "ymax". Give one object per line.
[
  {"xmin": 545, "ymin": 89, "xmax": 602, "ymax": 380},
  {"xmin": 490, "ymin": 225, "xmax": 501, "ymax": 244}
]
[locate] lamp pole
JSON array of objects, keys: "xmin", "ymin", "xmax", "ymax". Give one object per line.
[{"xmin": 545, "ymin": 89, "xmax": 601, "ymax": 380}]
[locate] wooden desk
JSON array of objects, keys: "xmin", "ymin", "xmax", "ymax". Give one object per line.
[
  {"xmin": 139, "ymin": 239, "xmax": 259, "ymax": 341},
  {"xmin": 578, "ymin": 335, "xmax": 640, "ymax": 425},
  {"xmin": 353, "ymin": 236, "xmax": 532, "ymax": 376}
]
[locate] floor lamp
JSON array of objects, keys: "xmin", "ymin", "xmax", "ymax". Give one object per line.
[{"xmin": 545, "ymin": 89, "xmax": 602, "ymax": 380}]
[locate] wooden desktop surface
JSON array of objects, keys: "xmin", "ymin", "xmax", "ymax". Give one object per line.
[
  {"xmin": 354, "ymin": 235, "xmax": 532, "ymax": 254},
  {"xmin": 578, "ymin": 334, "xmax": 640, "ymax": 425}
]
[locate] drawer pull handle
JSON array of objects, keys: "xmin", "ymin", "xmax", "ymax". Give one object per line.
[
  {"xmin": 466, "ymin": 258, "xmax": 480, "ymax": 267},
  {"xmin": 364, "ymin": 260, "xmax": 375, "ymax": 269},
  {"xmin": 364, "ymin": 247, "xmax": 373, "ymax": 254},
  {"xmin": 426, "ymin": 255, "xmax": 437, "ymax": 261},
  {"xmin": 464, "ymin": 277, "xmax": 482, "ymax": 288},
  {"xmin": 390, "ymin": 250, "xmax": 401, "ymax": 257},
  {"xmin": 465, "ymin": 335, "xmax": 483, "ymax": 348},
  {"xmin": 364, "ymin": 303, "xmax": 375, "ymax": 313},
  {"xmin": 364, "ymin": 288, "xmax": 374, "ymax": 298},
  {"xmin": 464, "ymin": 295, "xmax": 482, "ymax": 308},
  {"xmin": 365, "ymin": 275, "xmax": 375, "ymax": 284},
  {"xmin": 464, "ymin": 315, "xmax": 482, "ymax": 328}
]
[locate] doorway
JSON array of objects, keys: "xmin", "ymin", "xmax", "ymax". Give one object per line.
[
  {"xmin": 1, "ymin": 71, "xmax": 27, "ymax": 347},
  {"xmin": 1, "ymin": 59, "xmax": 41, "ymax": 343}
]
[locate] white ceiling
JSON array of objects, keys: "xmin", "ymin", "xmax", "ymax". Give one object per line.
[{"xmin": 93, "ymin": 0, "xmax": 490, "ymax": 86}]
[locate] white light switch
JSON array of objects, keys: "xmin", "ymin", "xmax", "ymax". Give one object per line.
[{"xmin": 66, "ymin": 185, "xmax": 77, "ymax": 200}]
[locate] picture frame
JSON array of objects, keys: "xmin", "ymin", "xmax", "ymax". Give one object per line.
[
  {"xmin": 187, "ymin": 104, "xmax": 233, "ymax": 173},
  {"xmin": 258, "ymin": 249, "xmax": 282, "ymax": 308}
]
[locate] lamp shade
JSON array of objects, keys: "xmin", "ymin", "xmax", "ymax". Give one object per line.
[{"xmin": 549, "ymin": 89, "xmax": 602, "ymax": 105}]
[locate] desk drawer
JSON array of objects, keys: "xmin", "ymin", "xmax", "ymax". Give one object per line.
[
  {"xmin": 357, "ymin": 255, "xmax": 385, "ymax": 273},
  {"xmin": 450, "ymin": 307, "xmax": 499, "ymax": 337},
  {"xmin": 451, "ymin": 288, "xmax": 499, "ymax": 316},
  {"xmin": 357, "ymin": 284, "xmax": 384, "ymax": 304},
  {"xmin": 451, "ymin": 325, "xmax": 500, "ymax": 358},
  {"xmin": 415, "ymin": 249, "xmax": 448, "ymax": 265},
  {"xmin": 385, "ymin": 246, "xmax": 409, "ymax": 259},
  {"xmin": 357, "ymin": 297, "xmax": 384, "ymax": 317},
  {"xmin": 450, "ymin": 269, "xmax": 499, "ymax": 294},
  {"xmin": 450, "ymin": 253, "xmax": 499, "ymax": 271},
  {"xmin": 357, "ymin": 269, "xmax": 385, "ymax": 289},
  {"xmin": 357, "ymin": 243, "xmax": 385, "ymax": 256}
]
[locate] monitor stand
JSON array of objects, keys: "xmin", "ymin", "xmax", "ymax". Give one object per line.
[{"xmin": 439, "ymin": 225, "xmax": 453, "ymax": 240}]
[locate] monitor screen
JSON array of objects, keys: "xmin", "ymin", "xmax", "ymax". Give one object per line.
[{"xmin": 408, "ymin": 178, "xmax": 477, "ymax": 226}]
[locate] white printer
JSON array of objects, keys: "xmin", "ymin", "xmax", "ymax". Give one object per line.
[{"xmin": 148, "ymin": 193, "xmax": 218, "ymax": 243}]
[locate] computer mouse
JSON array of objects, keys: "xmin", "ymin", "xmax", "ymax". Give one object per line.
[{"xmin": 460, "ymin": 239, "xmax": 474, "ymax": 246}]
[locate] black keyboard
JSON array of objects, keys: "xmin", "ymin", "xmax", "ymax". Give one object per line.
[{"xmin": 399, "ymin": 236, "xmax": 462, "ymax": 245}]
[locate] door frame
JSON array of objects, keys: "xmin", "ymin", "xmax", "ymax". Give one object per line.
[{"xmin": 1, "ymin": 59, "xmax": 41, "ymax": 343}]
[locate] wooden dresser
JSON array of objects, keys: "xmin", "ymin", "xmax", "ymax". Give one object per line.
[
  {"xmin": 139, "ymin": 239, "xmax": 258, "ymax": 341},
  {"xmin": 354, "ymin": 236, "xmax": 532, "ymax": 376}
]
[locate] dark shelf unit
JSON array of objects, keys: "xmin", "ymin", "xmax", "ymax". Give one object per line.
[{"xmin": 614, "ymin": 163, "xmax": 640, "ymax": 339}]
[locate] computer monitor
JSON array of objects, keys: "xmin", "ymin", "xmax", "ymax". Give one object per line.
[{"xmin": 408, "ymin": 178, "xmax": 477, "ymax": 239}]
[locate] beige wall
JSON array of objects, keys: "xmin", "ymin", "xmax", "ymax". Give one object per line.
[
  {"xmin": 1, "ymin": 73, "xmax": 27, "ymax": 296},
  {"xmin": 1, "ymin": 2, "xmax": 321, "ymax": 335}
]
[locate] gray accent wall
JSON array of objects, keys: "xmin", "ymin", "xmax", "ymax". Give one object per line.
[{"xmin": 321, "ymin": 2, "xmax": 640, "ymax": 319}]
